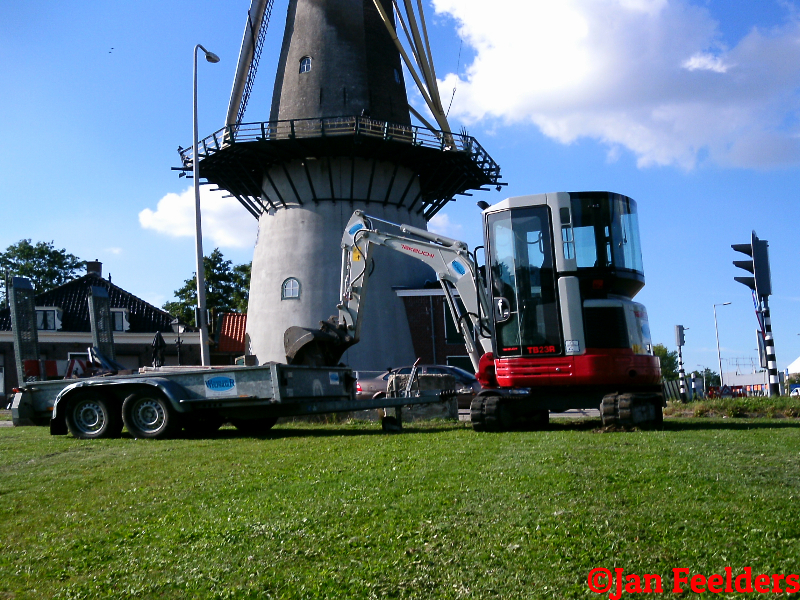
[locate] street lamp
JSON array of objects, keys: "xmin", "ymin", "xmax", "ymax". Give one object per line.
[
  {"xmin": 171, "ymin": 318, "xmax": 186, "ymax": 366},
  {"xmin": 192, "ymin": 44, "xmax": 219, "ymax": 366},
  {"xmin": 714, "ymin": 302, "xmax": 732, "ymax": 387}
]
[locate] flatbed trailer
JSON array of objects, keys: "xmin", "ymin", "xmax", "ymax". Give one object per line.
[{"xmin": 10, "ymin": 363, "xmax": 451, "ymax": 438}]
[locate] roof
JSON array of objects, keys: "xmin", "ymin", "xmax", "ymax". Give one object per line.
[
  {"xmin": 0, "ymin": 273, "xmax": 175, "ymax": 333},
  {"xmin": 788, "ymin": 356, "xmax": 800, "ymax": 375},
  {"xmin": 216, "ymin": 312, "xmax": 247, "ymax": 353}
]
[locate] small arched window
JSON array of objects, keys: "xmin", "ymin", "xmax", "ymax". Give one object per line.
[
  {"xmin": 299, "ymin": 56, "xmax": 312, "ymax": 74},
  {"xmin": 282, "ymin": 277, "xmax": 301, "ymax": 300}
]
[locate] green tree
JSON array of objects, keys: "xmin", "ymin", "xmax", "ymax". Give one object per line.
[
  {"xmin": 163, "ymin": 248, "xmax": 251, "ymax": 325},
  {"xmin": 653, "ymin": 343, "xmax": 679, "ymax": 380},
  {"xmin": 0, "ymin": 239, "xmax": 84, "ymax": 304}
]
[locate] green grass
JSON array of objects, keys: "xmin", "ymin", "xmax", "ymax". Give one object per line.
[
  {"xmin": 0, "ymin": 410, "xmax": 11, "ymax": 421},
  {"xmin": 2, "ymin": 419, "xmax": 800, "ymax": 599},
  {"xmin": 665, "ymin": 396, "xmax": 800, "ymax": 418}
]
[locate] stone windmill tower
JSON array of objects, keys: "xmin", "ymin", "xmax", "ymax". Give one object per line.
[{"xmin": 180, "ymin": 0, "xmax": 501, "ymax": 369}]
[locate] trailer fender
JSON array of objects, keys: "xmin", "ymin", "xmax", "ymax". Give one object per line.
[{"xmin": 52, "ymin": 377, "xmax": 190, "ymax": 425}]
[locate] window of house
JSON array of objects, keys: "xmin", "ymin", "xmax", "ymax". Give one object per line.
[
  {"xmin": 282, "ymin": 278, "xmax": 300, "ymax": 300},
  {"xmin": 394, "ymin": 68, "xmax": 401, "ymax": 84},
  {"xmin": 36, "ymin": 309, "xmax": 58, "ymax": 330},
  {"xmin": 110, "ymin": 309, "xmax": 129, "ymax": 332},
  {"xmin": 300, "ymin": 56, "xmax": 312, "ymax": 74}
]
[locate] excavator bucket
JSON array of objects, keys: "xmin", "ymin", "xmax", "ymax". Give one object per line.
[{"xmin": 284, "ymin": 319, "xmax": 358, "ymax": 367}]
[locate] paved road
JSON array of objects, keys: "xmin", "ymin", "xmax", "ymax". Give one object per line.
[{"xmin": 458, "ymin": 408, "xmax": 599, "ymax": 422}]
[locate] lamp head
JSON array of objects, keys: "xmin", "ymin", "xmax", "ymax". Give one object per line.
[{"xmin": 204, "ymin": 51, "xmax": 220, "ymax": 64}]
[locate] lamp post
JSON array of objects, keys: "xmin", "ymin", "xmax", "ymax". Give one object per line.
[
  {"xmin": 193, "ymin": 44, "xmax": 219, "ymax": 366},
  {"xmin": 171, "ymin": 318, "xmax": 186, "ymax": 366},
  {"xmin": 714, "ymin": 302, "xmax": 731, "ymax": 387}
]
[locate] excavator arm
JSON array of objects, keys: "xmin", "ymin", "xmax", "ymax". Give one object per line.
[{"xmin": 284, "ymin": 210, "xmax": 493, "ymax": 368}]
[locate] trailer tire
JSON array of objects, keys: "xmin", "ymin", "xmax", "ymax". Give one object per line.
[
  {"xmin": 65, "ymin": 393, "xmax": 122, "ymax": 439},
  {"xmin": 230, "ymin": 417, "xmax": 278, "ymax": 435},
  {"xmin": 122, "ymin": 391, "xmax": 177, "ymax": 439}
]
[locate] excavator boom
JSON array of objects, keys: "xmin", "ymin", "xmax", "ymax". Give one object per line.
[{"xmin": 285, "ymin": 210, "xmax": 492, "ymax": 368}]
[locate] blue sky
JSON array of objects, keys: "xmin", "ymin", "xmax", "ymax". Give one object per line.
[{"xmin": 1, "ymin": 0, "xmax": 798, "ymax": 375}]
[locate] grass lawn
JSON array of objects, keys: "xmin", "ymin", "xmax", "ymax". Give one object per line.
[{"xmin": 1, "ymin": 418, "xmax": 800, "ymax": 599}]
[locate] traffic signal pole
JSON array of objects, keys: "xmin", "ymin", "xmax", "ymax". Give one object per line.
[
  {"xmin": 676, "ymin": 325, "xmax": 687, "ymax": 402},
  {"xmin": 732, "ymin": 231, "xmax": 778, "ymax": 397},
  {"xmin": 762, "ymin": 296, "xmax": 780, "ymax": 396}
]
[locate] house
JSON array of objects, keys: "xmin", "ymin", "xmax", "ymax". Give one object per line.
[
  {"xmin": 0, "ymin": 262, "xmax": 200, "ymax": 399},
  {"xmin": 395, "ymin": 286, "xmax": 472, "ymax": 372}
]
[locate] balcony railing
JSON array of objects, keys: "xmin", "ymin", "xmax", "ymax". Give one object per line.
[{"xmin": 180, "ymin": 115, "xmax": 498, "ymax": 179}]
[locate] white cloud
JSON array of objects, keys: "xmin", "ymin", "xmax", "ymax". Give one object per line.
[
  {"xmin": 428, "ymin": 212, "xmax": 463, "ymax": 238},
  {"xmin": 104, "ymin": 247, "xmax": 123, "ymax": 255},
  {"xmin": 139, "ymin": 186, "xmax": 258, "ymax": 249},
  {"xmin": 682, "ymin": 52, "xmax": 732, "ymax": 73},
  {"xmin": 432, "ymin": 0, "xmax": 800, "ymax": 168}
]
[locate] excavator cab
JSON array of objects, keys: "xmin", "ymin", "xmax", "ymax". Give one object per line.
[{"xmin": 477, "ymin": 192, "xmax": 662, "ymax": 426}]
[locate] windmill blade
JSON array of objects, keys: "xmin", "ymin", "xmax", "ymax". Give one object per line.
[
  {"xmin": 226, "ymin": 0, "xmax": 275, "ymax": 128},
  {"xmin": 371, "ymin": 0, "xmax": 451, "ymax": 135}
]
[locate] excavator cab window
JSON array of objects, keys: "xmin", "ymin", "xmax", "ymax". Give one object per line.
[
  {"xmin": 570, "ymin": 193, "xmax": 643, "ymax": 274},
  {"xmin": 487, "ymin": 206, "xmax": 562, "ymax": 358}
]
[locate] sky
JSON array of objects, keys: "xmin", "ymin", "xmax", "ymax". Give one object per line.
[{"xmin": 0, "ymin": 0, "xmax": 798, "ymax": 376}]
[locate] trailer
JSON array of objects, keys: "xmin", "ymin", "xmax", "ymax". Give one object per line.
[
  {"xmin": 10, "ymin": 362, "xmax": 453, "ymax": 438},
  {"xmin": 6, "ymin": 277, "xmax": 453, "ymax": 438}
]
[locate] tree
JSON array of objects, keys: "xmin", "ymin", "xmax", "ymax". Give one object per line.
[
  {"xmin": 653, "ymin": 343, "xmax": 679, "ymax": 380},
  {"xmin": 163, "ymin": 248, "xmax": 251, "ymax": 325},
  {"xmin": 0, "ymin": 239, "xmax": 84, "ymax": 304}
]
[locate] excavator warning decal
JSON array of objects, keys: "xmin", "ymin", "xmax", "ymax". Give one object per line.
[{"xmin": 352, "ymin": 248, "xmax": 363, "ymax": 262}]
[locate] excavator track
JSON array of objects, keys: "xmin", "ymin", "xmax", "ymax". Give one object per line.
[
  {"xmin": 471, "ymin": 395, "xmax": 507, "ymax": 431},
  {"xmin": 600, "ymin": 392, "xmax": 663, "ymax": 428},
  {"xmin": 470, "ymin": 395, "xmax": 548, "ymax": 432}
]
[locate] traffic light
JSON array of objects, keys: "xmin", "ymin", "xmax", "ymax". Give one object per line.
[
  {"xmin": 732, "ymin": 231, "xmax": 771, "ymax": 298},
  {"xmin": 675, "ymin": 325, "xmax": 685, "ymax": 347}
]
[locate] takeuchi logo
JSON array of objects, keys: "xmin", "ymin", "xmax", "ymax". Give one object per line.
[
  {"xmin": 401, "ymin": 244, "xmax": 434, "ymax": 258},
  {"xmin": 205, "ymin": 376, "xmax": 235, "ymax": 391}
]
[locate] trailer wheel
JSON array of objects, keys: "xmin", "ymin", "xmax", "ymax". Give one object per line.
[
  {"xmin": 65, "ymin": 393, "xmax": 122, "ymax": 439},
  {"xmin": 122, "ymin": 391, "xmax": 177, "ymax": 439},
  {"xmin": 230, "ymin": 417, "xmax": 278, "ymax": 435}
]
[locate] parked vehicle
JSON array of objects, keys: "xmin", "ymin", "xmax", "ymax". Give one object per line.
[{"xmin": 357, "ymin": 365, "xmax": 480, "ymax": 408}]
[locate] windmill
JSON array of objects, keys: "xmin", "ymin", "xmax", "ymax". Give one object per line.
[{"xmin": 179, "ymin": 0, "xmax": 503, "ymax": 370}]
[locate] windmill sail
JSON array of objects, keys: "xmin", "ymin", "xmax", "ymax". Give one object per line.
[{"xmin": 226, "ymin": 0, "xmax": 275, "ymax": 127}]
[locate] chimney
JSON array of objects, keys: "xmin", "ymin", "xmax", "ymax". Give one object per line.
[{"xmin": 86, "ymin": 260, "xmax": 102, "ymax": 278}]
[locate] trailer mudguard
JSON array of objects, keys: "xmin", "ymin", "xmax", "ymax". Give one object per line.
[{"xmin": 51, "ymin": 377, "xmax": 191, "ymax": 425}]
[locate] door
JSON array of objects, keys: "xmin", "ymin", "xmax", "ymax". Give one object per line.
[{"xmin": 487, "ymin": 206, "xmax": 562, "ymax": 358}]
